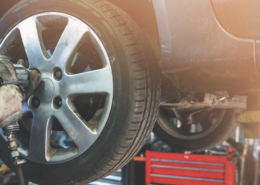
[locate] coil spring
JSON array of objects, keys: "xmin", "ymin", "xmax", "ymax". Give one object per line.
[{"xmin": 3, "ymin": 125, "xmax": 20, "ymax": 136}]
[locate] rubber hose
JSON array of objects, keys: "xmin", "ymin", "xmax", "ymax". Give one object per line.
[{"xmin": 15, "ymin": 164, "xmax": 25, "ymax": 185}]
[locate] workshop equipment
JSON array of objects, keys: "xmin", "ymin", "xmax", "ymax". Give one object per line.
[
  {"xmin": 145, "ymin": 151, "xmax": 236, "ymax": 185},
  {"xmin": 0, "ymin": 55, "xmax": 31, "ymax": 185},
  {"xmin": 0, "ymin": 55, "xmax": 29, "ymax": 87},
  {"xmin": 3, "ymin": 125, "xmax": 26, "ymax": 185}
]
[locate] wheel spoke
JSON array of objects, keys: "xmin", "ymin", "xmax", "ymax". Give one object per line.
[
  {"xmin": 28, "ymin": 112, "xmax": 52, "ymax": 162},
  {"xmin": 88, "ymin": 30, "xmax": 110, "ymax": 67},
  {"xmin": 19, "ymin": 17, "xmax": 48, "ymax": 69},
  {"xmin": 62, "ymin": 67, "xmax": 113, "ymax": 96},
  {"xmin": 51, "ymin": 18, "xmax": 89, "ymax": 69},
  {"xmin": 55, "ymin": 103, "xmax": 97, "ymax": 151}
]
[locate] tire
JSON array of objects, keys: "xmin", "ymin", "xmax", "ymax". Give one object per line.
[
  {"xmin": 0, "ymin": 0, "xmax": 160, "ymax": 184},
  {"xmin": 154, "ymin": 108, "xmax": 237, "ymax": 152}
]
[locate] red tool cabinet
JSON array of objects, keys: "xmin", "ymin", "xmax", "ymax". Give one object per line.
[{"xmin": 145, "ymin": 151, "xmax": 236, "ymax": 185}]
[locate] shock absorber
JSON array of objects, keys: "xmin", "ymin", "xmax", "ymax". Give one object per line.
[{"xmin": 3, "ymin": 124, "xmax": 26, "ymax": 185}]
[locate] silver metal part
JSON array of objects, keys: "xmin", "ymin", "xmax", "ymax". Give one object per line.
[
  {"xmin": 0, "ymin": 57, "xmax": 18, "ymax": 85},
  {"xmin": 0, "ymin": 13, "xmax": 114, "ymax": 164},
  {"xmin": 14, "ymin": 159, "xmax": 26, "ymax": 166},
  {"xmin": 0, "ymin": 56, "xmax": 29, "ymax": 86},
  {"xmin": 3, "ymin": 125, "xmax": 26, "ymax": 165},
  {"xmin": 13, "ymin": 64, "xmax": 29, "ymax": 85}
]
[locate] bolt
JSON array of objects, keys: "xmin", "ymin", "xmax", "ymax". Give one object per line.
[
  {"xmin": 54, "ymin": 96, "xmax": 62, "ymax": 109},
  {"xmin": 55, "ymin": 71, "xmax": 62, "ymax": 78},
  {"xmin": 32, "ymin": 97, "xmax": 40, "ymax": 108},
  {"xmin": 54, "ymin": 68, "xmax": 62, "ymax": 81}
]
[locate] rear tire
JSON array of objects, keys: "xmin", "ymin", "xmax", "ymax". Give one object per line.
[
  {"xmin": 0, "ymin": 0, "xmax": 160, "ymax": 184},
  {"xmin": 154, "ymin": 109, "xmax": 237, "ymax": 152}
]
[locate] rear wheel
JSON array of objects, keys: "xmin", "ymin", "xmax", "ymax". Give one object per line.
[
  {"xmin": 0, "ymin": 0, "xmax": 160, "ymax": 184},
  {"xmin": 154, "ymin": 107, "xmax": 237, "ymax": 152}
]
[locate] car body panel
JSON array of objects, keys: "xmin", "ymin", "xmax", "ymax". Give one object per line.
[
  {"xmin": 2, "ymin": 0, "xmax": 260, "ymax": 94},
  {"xmin": 152, "ymin": 0, "xmax": 259, "ymax": 93},
  {"xmin": 212, "ymin": 0, "xmax": 260, "ymax": 39}
]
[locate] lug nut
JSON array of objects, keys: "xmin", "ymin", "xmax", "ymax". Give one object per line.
[
  {"xmin": 55, "ymin": 71, "xmax": 62, "ymax": 78},
  {"xmin": 54, "ymin": 68, "xmax": 62, "ymax": 81},
  {"xmin": 32, "ymin": 97, "xmax": 40, "ymax": 108},
  {"xmin": 54, "ymin": 96, "xmax": 62, "ymax": 109}
]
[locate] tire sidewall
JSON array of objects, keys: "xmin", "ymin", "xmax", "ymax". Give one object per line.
[
  {"xmin": 0, "ymin": 0, "xmax": 136, "ymax": 184},
  {"xmin": 154, "ymin": 109, "xmax": 237, "ymax": 151}
]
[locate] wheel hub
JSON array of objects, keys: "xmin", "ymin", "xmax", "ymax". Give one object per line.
[{"xmin": 34, "ymin": 78, "xmax": 55, "ymax": 99}]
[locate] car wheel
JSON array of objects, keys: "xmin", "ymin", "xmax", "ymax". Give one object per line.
[
  {"xmin": 154, "ymin": 107, "xmax": 237, "ymax": 152},
  {"xmin": 0, "ymin": 0, "xmax": 160, "ymax": 184}
]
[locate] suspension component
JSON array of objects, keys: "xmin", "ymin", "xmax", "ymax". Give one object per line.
[
  {"xmin": 3, "ymin": 124, "xmax": 26, "ymax": 185},
  {"xmin": 3, "ymin": 125, "xmax": 26, "ymax": 164}
]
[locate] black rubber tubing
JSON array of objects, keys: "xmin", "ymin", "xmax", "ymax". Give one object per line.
[{"xmin": 15, "ymin": 164, "xmax": 25, "ymax": 185}]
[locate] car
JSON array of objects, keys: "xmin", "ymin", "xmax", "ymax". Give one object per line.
[{"xmin": 0, "ymin": 0, "xmax": 254, "ymax": 184}]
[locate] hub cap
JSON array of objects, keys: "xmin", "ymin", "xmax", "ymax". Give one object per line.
[{"xmin": 0, "ymin": 13, "xmax": 114, "ymax": 164}]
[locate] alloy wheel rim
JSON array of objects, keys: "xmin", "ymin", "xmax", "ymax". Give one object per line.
[{"xmin": 0, "ymin": 12, "xmax": 114, "ymax": 164}]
